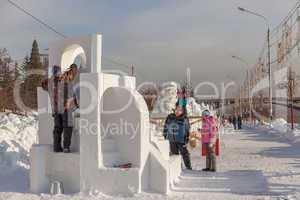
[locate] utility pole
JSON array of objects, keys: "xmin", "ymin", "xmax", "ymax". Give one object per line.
[
  {"xmin": 288, "ymin": 67, "xmax": 295, "ymax": 130},
  {"xmin": 267, "ymin": 28, "xmax": 272, "ymax": 122},
  {"xmin": 241, "ymin": 86, "xmax": 243, "ymax": 116},
  {"xmin": 247, "ymin": 70, "xmax": 252, "ymax": 124}
]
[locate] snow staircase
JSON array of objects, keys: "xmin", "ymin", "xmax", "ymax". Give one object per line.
[
  {"xmin": 101, "ymin": 138, "xmax": 122, "ymax": 167},
  {"xmin": 171, "ymin": 170, "xmax": 268, "ymax": 194}
]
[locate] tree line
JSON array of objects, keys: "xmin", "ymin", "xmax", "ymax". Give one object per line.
[{"xmin": 0, "ymin": 40, "xmax": 48, "ymax": 114}]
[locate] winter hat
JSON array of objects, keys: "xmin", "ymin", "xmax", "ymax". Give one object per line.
[
  {"xmin": 52, "ymin": 65, "xmax": 61, "ymax": 76},
  {"xmin": 202, "ymin": 110, "xmax": 210, "ymax": 116},
  {"xmin": 67, "ymin": 64, "xmax": 78, "ymax": 71}
]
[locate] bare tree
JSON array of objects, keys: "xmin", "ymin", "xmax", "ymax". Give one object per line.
[{"xmin": 138, "ymin": 84, "xmax": 159, "ymax": 111}]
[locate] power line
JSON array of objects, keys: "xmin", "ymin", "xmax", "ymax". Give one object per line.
[
  {"xmin": 271, "ymin": 0, "xmax": 300, "ymax": 35},
  {"xmin": 7, "ymin": 0, "xmax": 67, "ymax": 38},
  {"xmin": 6, "ymin": 0, "xmax": 134, "ymax": 74}
]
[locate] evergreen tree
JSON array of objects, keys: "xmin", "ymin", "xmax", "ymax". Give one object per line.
[
  {"xmin": 28, "ymin": 40, "xmax": 43, "ymax": 70},
  {"xmin": 14, "ymin": 62, "xmax": 19, "ymax": 80},
  {"xmin": 182, "ymin": 79, "xmax": 193, "ymax": 98},
  {"xmin": 21, "ymin": 55, "xmax": 29, "ymax": 80},
  {"xmin": 23, "ymin": 40, "xmax": 45, "ymax": 110},
  {"xmin": 0, "ymin": 48, "xmax": 11, "ymax": 87},
  {"xmin": 17, "ymin": 56, "xmax": 29, "ymax": 82}
]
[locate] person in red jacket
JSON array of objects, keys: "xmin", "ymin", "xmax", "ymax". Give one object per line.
[{"xmin": 201, "ymin": 110, "xmax": 217, "ymax": 172}]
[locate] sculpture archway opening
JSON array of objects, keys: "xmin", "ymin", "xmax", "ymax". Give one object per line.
[{"xmin": 61, "ymin": 44, "xmax": 87, "ymax": 72}]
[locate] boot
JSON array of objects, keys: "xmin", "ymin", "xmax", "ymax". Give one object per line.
[{"xmin": 63, "ymin": 148, "xmax": 71, "ymax": 153}]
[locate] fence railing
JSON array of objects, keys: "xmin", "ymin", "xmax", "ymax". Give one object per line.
[{"xmin": 150, "ymin": 115, "xmax": 203, "ymax": 127}]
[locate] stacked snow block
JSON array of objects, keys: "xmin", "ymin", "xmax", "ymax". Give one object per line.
[{"xmin": 30, "ymin": 34, "xmax": 182, "ymax": 195}]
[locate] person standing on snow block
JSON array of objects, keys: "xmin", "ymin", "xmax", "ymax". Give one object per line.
[
  {"xmin": 163, "ymin": 104, "xmax": 192, "ymax": 170},
  {"xmin": 201, "ymin": 110, "xmax": 217, "ymax": 172},
  {"xmin": 42, "ymin": 64, "xmax": 79, "ymax": 153},
  {"xmin": 60, "ymin": 64, "xmax": 79, "ymax": 153}
]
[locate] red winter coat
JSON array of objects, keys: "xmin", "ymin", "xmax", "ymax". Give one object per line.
[{"xmin": 201, "ymin": 116, "xmax": 217, "ymax": 144}]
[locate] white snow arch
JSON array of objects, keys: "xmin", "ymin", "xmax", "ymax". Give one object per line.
[
  {"xmin": 48, "ymin": 34, "xmax": 102, "ymax": 74},
  {"xmin": 61, "ymin": 44, "xmax": 87, "ymax": 72}
]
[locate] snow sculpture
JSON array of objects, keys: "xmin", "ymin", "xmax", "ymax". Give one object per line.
[
  {"xmin": 152, "ymin": 82, "xmax": 205, "ymax": 117},
  {"xmin": 152, "ymin": 82, "xmax": 179, "ymax": 117},
  {"xmin": 30, "ymin": 34, "xmax": 182, "ymax": 195}
]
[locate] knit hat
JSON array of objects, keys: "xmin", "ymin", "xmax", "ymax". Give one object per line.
[
  {"xmin": 202, "ymin": 110, "xmax": 210, "ymax": 116},
  {"xmin": 52, "ymin": 65, "xmax": 61, "ymax": 76}
]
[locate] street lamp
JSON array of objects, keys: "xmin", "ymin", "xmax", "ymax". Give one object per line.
[
  {"xmin": 232, "ymin": 55, "xmax": 253, "ymax": 124},
  {"xmin": 238, "ymin": 6, "xmax": 272, "ymax": 124}
]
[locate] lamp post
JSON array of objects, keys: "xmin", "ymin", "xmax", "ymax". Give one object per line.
[
  {"xmin": 239, "ymin": 86, "xmax": 242, "ymax": 116},
  {"xmin": 232, "ymin": 55, "xmax": 253, "ymax": 124},
  {"xmin": 288, "ymin": 67, "xmax": 295, "ymax": 130},
  {"xmin": 238, "ymin": 6, "xmax": 272, "ymax": 124}
]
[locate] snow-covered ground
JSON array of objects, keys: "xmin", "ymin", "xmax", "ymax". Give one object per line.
[
  {"xmin": 247, "ymin": 118, "xmax": 300, "ymax": 143},
  {"xmin": 0, "ymin": 113, "xmax": 37, "ymax": 193},
  {"xmin": 2, "ymin": 113, "xmax": 300, "ymax": 199}
]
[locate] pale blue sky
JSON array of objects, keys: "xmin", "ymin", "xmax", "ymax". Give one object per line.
[{"xmin": 0, "ymin": 0, "xmax": 298, "ymax": 90}]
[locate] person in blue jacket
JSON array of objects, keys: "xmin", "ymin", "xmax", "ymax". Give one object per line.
[{"xmin": 163, "ymin": 104, "xmax": 192, "ymax": 170}]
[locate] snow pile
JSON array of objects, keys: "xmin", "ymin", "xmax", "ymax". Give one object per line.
[
  {"xmin": 0, "ymin": 113, "xmax": 37, "ymax": 169},
  {"xmin": 271, "ymin": 118, "xmax": 291, "ymax": 132},
  {"xmin": 247, "ymin": 118, "xmax": 300, "ymax": 142},
  {"xmin": 267, "ymin": 118, "xmax": 300, "ymax": 138},
  {"xmin": 151, "ymin": 82, "xmax": 207, "ymax": 117}
]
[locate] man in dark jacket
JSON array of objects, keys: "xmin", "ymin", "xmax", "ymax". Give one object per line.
[
  {"xmin": 163, "ymin": 104, "xmax": 192, "ymax": 170},
  {"xmin": 42, "ymin": 64, "xmax": 78, "ymax": 153},
  {"xmin": 237, "ymin": 115, "xmax": 242, "ymax": 130},
  {"xmin": 232, "ymin": 115, "xmax": 237, "ymax": 130}
]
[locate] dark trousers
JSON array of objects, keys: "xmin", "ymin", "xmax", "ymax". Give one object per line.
[
  {"xmin": 53, "ymin": 113, "xmax": 73, "ymax": 151},
  {"xmin": 205, "ymin": 143, "xmax": 216, "ymax": 171},
  {"xmin": 238, "ymin": 122, "xmax": 242, "ymax": 129},
  {"xmin": 233, "ymin": 122, "xmax": 237, "ymax": 130},
  {"xmin": 170, "ymin": 142, "xmax": 192, "ymax": 169}
]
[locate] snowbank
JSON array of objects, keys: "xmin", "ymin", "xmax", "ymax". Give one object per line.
[
  {"xmin": 0, "ymin": 112, "xmax": 37, "ymax": 192},
  {"xmin": 271, "ymin": 118, "xmax": 300, "ymax": 133},
  {"xmin": 246, "ymin": 118, "xmax": 300, "ymax": 142},
  {"xmin": 0, "ymin": 113, "xmax": 37, "ymax": 170}
]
